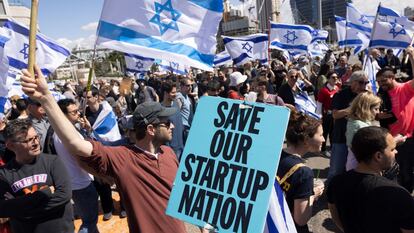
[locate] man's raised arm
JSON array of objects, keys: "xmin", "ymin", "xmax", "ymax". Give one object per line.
[{"xmin": 20, "ymin": 65, "xmax": 93, "ymax": 157}]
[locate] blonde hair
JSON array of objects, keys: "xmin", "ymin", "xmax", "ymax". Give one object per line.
[{"xmin": 349, "ymin": 92, "xmax": 381, "ymax": 121}]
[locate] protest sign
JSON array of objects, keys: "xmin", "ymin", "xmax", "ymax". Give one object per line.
[{"xmin": 167, "ymin": 97, "xmax": 290, "ymax": 233}]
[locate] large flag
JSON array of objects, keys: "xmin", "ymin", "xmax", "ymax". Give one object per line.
[
  {"xmin": 311, "ymin": 29, "xmax": 328, "ymax": 43},
  {"xmin": 370, "ymin": 5, "xmax": 414, "ymax": 49},
  {"xmin": 264, "ymin": 181, "xmax": 297, "ymax": 233},
  {"xmin": 335, "ymin": 15, "xmax": 369, "ymax": 54},
  {"xmin": 295, "ymin": 91, "xmax": 321, "ymax": 119},
  {"xmin": 92, "ymin": 101, "xmax": 122, "ymax": 142},
  {"xmin": 124, "ymin": 53, "xmax": 154, "ymax": 74},
  {"xmin": 346, "ymin": 3, "xmax": 372, "ymax": 38},
  {"xmin": 96, "ymin": 0, "xmax": 223, "ymax": 71},
  {"xmin": 0, "ymin": 97, "xmax": 10, "ymax": 120},
  {"xmin": 0, "ymin": 29, "xmax": 9, "ymax": 98},
  {"xmin": 364, "ymin": 56, "xmax": 380, "ymax": 94},
  {"xmin": 2, "ymin": 19, "xmax": 70, "ymax": 76},
  {"xmin": 213, "ymin": 50, "xmax": 232, "ymax": 67},
  {"xmin": 223, "ymin": 33, "xmax": 268, "ymax": 66},
  {"xmin": 309, "ymin": 41, "xmax": 329, "ymax": 58},
  {"xmin": 269, "ymin": 22, "xmax": 314, "ymax": 53}
]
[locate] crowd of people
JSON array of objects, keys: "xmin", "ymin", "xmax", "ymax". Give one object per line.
[{"xmin": 0, "ymin": 46, "xmax": 413, "ymax": 233}]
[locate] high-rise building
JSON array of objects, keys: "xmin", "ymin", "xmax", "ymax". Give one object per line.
[
  {"xmin": 404, "ymin": 6, "xmax": 414, "ymax": 19},
  {"xmin": 0, "ymin": 0, "xmax": 30, "ymax": 26}
]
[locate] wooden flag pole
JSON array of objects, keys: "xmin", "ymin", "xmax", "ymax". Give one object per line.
[
  {"xmin": 28, "ymin": 0, "xmax": 39, "ymax": 77},
  {"xmin": 403, "ymin": 34, "xmax": 414, "ymax": 65}
]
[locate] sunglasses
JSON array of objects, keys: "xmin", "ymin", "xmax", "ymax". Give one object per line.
[{"xmin": 154, "ymin": 120, "xmax": 172, "ymax": 129}]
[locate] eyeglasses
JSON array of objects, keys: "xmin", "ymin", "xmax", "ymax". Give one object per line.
[
  {"xmin": 358, "ymin": 80, "xmax": 370, "ymax": 85},
  {"xmin": 154, "ymin": 120, "xmax": 172, "ymax": 129},
  {"xmin": 13, "ymin": 134, "xmax": 41, "ymax": 145},
  {"xmin": 67, "ymin": 109, "xmax": 80, "ymax": 115}
]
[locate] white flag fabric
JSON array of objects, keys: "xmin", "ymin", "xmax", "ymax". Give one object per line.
[
  {"xmin": 223, "ymin": 33, "xmax": 268, "ymax": 66},
  {"xmin": 311, "ymin": 29, "xmax": 328, "ymax": 43},
  {"xmin": 295, "ymin": 91, "xmax": 321, "ymax": 119},
  {"xmin": 213, "ymin": 50, "xmax": 232, "ymax": 67},
  {"xmin": 157, "ymin": 59, "xmax": 189, "ymax": 75},
  {"xmin": 370, "ymin": 5, "xmax": 414, "ymax": 49},
  {"xmin": 346, "ymin": 3, "xmax": 372, "ymax": 38},
  {"xmin": 0, "ymin": 31, "xmax": 10, "ymax": 98},
  {"xmin": 309, "ymin": 41, "xmax": 329, "ymax": 58},
  {"xmin": 364, "ymin": 56, "xmax": 380, "ymax": 94},
  {"xmin": 269, "ymin": 22, "xmax": 314, "ymax": 53},
  {"xmin": 264, "ymin": 181, "xmax": 297, "ymax": 233},
  {"xmin": 92, "ymin": 101, "xmax": 122, "ymax": 142},
  {"xmin": 96, "ymin": 0, "xmax": 223, "ymax": 71},
  {"xmin": 335, "ymin": 15, "xmax": 368, "ymax": 54},
  {"xmin": 124, "ymin": 53, "xmax": 154, "ymax": 74},
  {"xmin": 2, "ymin": 19, "xmax": 70, "ymax": 76}
]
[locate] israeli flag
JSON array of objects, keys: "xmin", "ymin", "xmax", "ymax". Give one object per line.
[
  {"xmin": 124, "ymin": 53, "xmax": 154, "ymax": 74},
  {"xmin": 1, "ymin": 19, "xmax": 70, "ymax": 76},
  {"xmin": 364, "ymin": 56, "xmax": 379, "ymax": 94},
  {"xmin": 269, "ymin": 22, "xmax": 314, "ymax": 53},
  {"xmin": 264, "ymin": 181, "xmax": 297, "ymax": 233},
  {"xmin": 335, "ymin": 15, "xmax": 368, "ymax": 54},
  {"xmin": 213, "ymin": 50, "xmax": 232, "ymax": 67},
  {"xmin": 92, "ymin": 101, "xmax": 122, "ymax": 142},
  {"xmin": 0, "ymin": 30, "xmax": 9, "ymax": 98},
  {"xmin": 223, "ymin": 33, "xmax": 268, "ymax": 66},
  {"xmin": 157, "ymin": 59, "xmax": 188, "ymax": 75},
  {"xmin": 96, "ymin": 0, "xmax": 223, "ymax": 71},
  {"xmin": 0, "ymin": 97, "xmax": 10, "ymax": 120},
  {"xmin": 7, "ymin": 78, "xmax": 66, "ymax": 101},
  {"xmin": 346, "ymin": 3, "xmax": 372, "ymax": 37},
  {"xmin": 369, "ymin": 5, "xmax": 414, "ymax": 49},
  {"xmin": 311, "ymin": 29, "xmax": 328, "ymax": 43},
  {"xmin": 309, "ymin": 41, "xmax": 329, "ymax": 58},
  {"xmin": 295, "ymin": 91, "xmax": 321, "ymax": 119}
]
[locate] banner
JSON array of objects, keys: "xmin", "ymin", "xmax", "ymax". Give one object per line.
[{"xmin": 167, "ymin": 97, "xmax": 290, "ymax": 233}]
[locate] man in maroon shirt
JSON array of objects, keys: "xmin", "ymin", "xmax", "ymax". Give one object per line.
[{"xmin": 20, "ymin": 66, "xmax": 187, "ymax": 233}]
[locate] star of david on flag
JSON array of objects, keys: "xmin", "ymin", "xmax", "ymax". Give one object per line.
[
  {"xmin": 223, "ymin": 33, "xmax": 268, "ymax": 66},
  {"xmin": 124, "ymin": 53, "xmax": 154, "ymax": 74},
  {"xmin": 149, "ymin": 0, "xmax": 182, "ymax": 35},
  {"xmin": 369, "ymin": 4, "xmax": 414, "ymax": 49},
  {"xmin": 97, "ymin": 0, "xmax": 223, "ymax": 71},
  {"xmin": 269, "ymin": 22, "xmax": 314, "ymax": 53}
]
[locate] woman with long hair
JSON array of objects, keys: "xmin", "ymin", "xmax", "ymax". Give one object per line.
[
  {"xmin": 277, "ymin": 109, "xmax": 325, "ymax": 233},
  {"xmin": 345, "ymin": 92, "xmax": 381, "ymax": 170}
]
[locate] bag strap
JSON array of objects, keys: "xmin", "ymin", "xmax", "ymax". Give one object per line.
[{"xmin": 277, "ymin": 163, "xmax": 305, "ymax": 185}]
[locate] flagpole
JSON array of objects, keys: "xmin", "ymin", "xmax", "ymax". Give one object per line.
[
  {"xmin": 363, "ymin": 3, "xmax": 381, "ymax": 71},
  {"xmin": 403, "ymin": 34, "xmax": 414, "ymax": 65},
  {"xmin": 267, "ymin": 19, "xmax": 272, "ymax": 64},
  {"xmin": 28, "ymin": 0, "xmax": 39, "ymax": 77}
]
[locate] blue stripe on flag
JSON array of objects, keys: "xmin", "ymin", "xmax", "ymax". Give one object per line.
[
  {"xmin": 214, "ymin": 56, "xmax": 231, "ymax": 65},
  {"xmin": 94, "ymin": 111, "xmax": 117, "ymax": 135},
  {"xmin": 275, "ymin": 182, "xmax": 290, "ymax": 231},
  {"xmin": 270, "ymin": 41, "xmax": 308, "ymax": 51},
  {"xmin": 335, "ymin": 15, "xmax": 346, "ymax": 21},
  {"xmin": 0, "ymin": 35, "xmax": 8, "ymax": 47},
  {"xmin": 126, "ymin": 68, "xmax": 145, "ymax": 73},
  {"xmin": 188, "ymin": 0, "xmax": 223, "ymax": 13},
  {"xmin": 370, "ymin": 40, "xmax": 410, "ymax": 48},
  {"xmin": 338, "ymin": 39, "xmax": 363, "ymax": 46},
  {"xmin": 125, "ymin": 53, "xmax": 154, "ymax": 61},
  {"xmin": 378, "ymin": 5, "xmax": 400, "ymax": 17},
  {"xmin": 346, "ymin": 22, "xmax": 372, "ymax": 34},
  {"xmin": 266, "ymin": 213, "xmax": 280, "ymax": 233},
  {"xmin": 8, "ymin": 57, "xmax": 51, "ymax": 75},
  {"xmin": 4, "ymin": 20, "xmax": 70, "ymax": 57},
  {"xmin": 223, "ymin": 35, "xmax": 268, "ymax": 44},
  {"xmin": 270, "ymin": 23, "xmax": 313, "ymax": 33},
  {"xmin": 0, "ymin": 97, "xmax": 7, "ymax": 114},
  {"xmin": 233, "ymin": 53, "xmax": 251, "ymax": 64},
  {"xmin": 98, "ymin": 21, "xmax": 214, "ymax": 67}
]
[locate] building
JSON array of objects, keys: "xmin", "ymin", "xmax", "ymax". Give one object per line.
[
  {"xmin": 404, "ymin": 7, "xmax": 414, "ymax": 19},
  {"xmin": 221, "ymin": 4, "xmax": 257, "ymax": 36},
  {"xmin": 0, "ymin": 0, "xmax": 30, "ymax": 26}
]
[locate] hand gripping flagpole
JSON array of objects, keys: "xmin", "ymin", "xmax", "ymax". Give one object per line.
[
  {"xmin": 363, "ymin": 3, "xmax": 381, "ymax": 71},
  {"xmin": 403, "ymin": 34, "xmax": 414, "ymax": 65},
  {"xmin": 28, "ymin": 0, "xmax": 39, "ymax": 77}
]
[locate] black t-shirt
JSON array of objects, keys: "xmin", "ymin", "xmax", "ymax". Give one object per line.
[
  {"xmin": 331, "ymin": 87, "xmax": 357, "ymax": 143},
  {"xmin": 85, "ymin": 104, "xmax": 103, "ymax": 126},
  {"xmin": 277, "ymin": 151, "xmax": 314, "ymax": 233},
  {"xmin": 278, "ymin": 83, "xmax": 295, "ymax": 105},
  {"xmin": 327, "ymin": 170, "xmax": 414, "ymax": 233}
]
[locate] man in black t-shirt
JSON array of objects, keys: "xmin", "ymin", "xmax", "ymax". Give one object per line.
[{"xmin": 328, "ymin": 126, "xmax": 414, "ymax": 233}]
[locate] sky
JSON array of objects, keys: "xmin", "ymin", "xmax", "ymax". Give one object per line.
[{"xmin": 32, "ymin": 0, "xmax": 414, "ymax": 50}]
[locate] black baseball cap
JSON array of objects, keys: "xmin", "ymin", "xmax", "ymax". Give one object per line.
[{"xmin": 132, "ymin": 102, "xmax": 177, "ymax": 127}]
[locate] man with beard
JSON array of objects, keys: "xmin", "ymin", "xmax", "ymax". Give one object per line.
[{"xmin": 20, "ymin": 65, "xmax": 186, "ymax": 233}]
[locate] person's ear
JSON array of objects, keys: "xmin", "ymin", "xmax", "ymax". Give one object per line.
[
  {"xmin": 373, "ymin": 151, "xmax": 383, "ymax": 162},
  {"xmin": 146, "ymin": 124, "xmax": 156, "ymax": 136}
]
